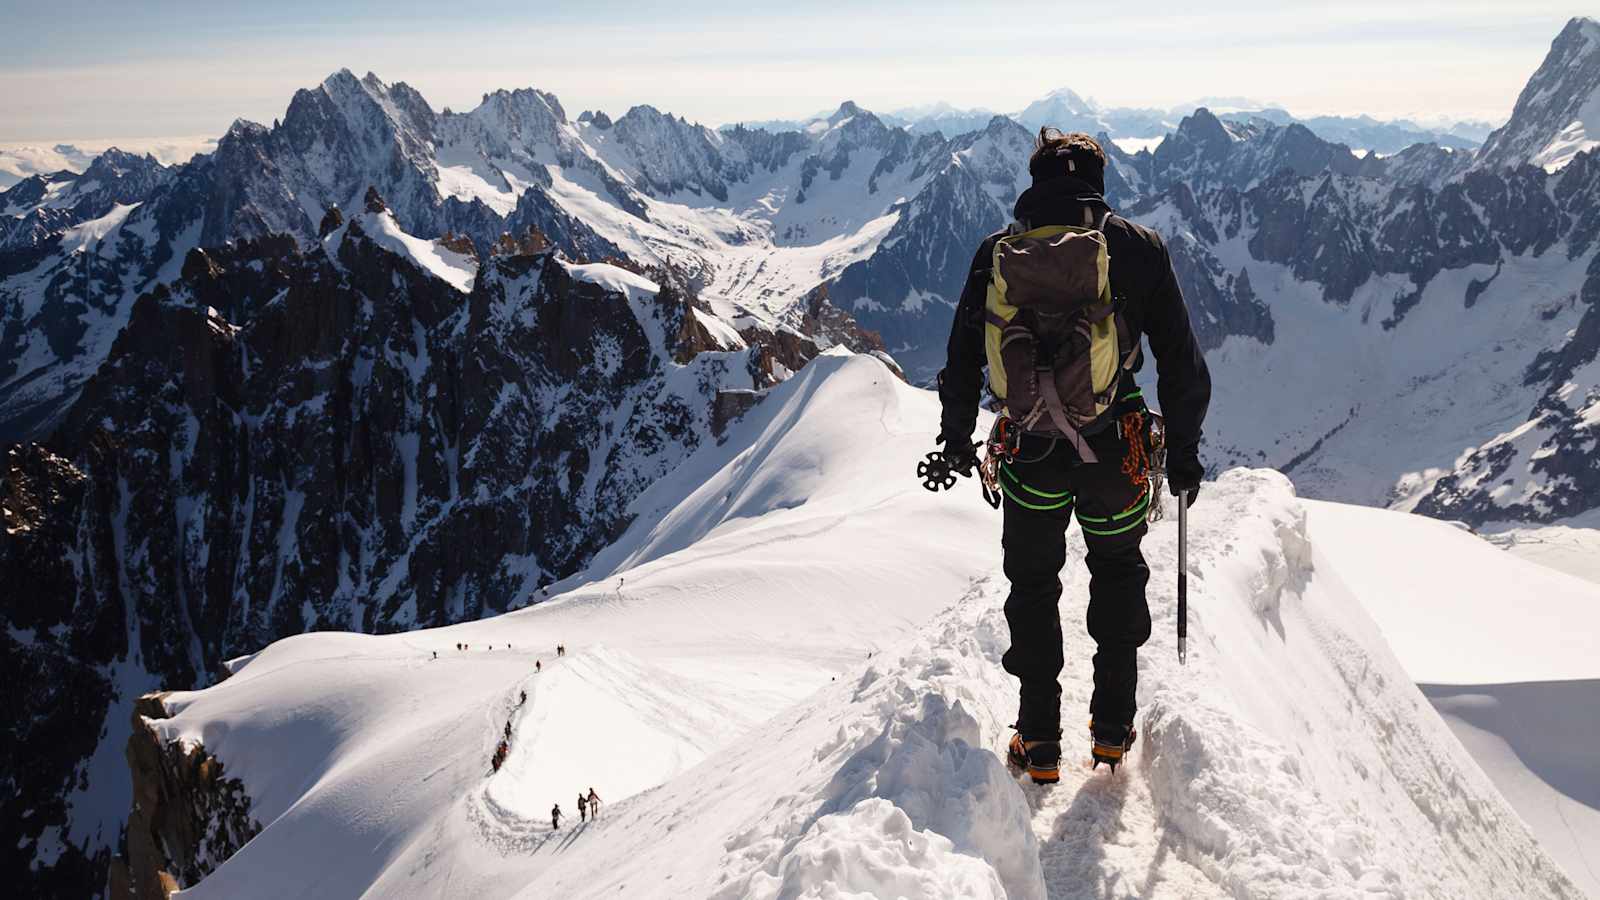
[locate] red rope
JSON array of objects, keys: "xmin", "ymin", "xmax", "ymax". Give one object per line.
[{"xmin": 1118, "ymin": 411, "xmax": 1149, "ymax": 513}]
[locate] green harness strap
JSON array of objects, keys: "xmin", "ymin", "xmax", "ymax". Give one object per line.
[
  {"xmin": 1077, "ymin": 486, "xmax": 1151, "ymax": 536},
  {"xmin": 998, "ymin": 462, "xmax": 1074, "ymax": 511}
]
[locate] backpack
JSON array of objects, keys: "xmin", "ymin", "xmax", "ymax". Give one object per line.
[{"xmin": 984, "ymin": 209, "xmax": 1139, "ymax": 463}]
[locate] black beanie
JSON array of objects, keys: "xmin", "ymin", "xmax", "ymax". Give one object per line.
[{"xmin": 1029, "ymin": 144, "xmax": 1106, "ymax": 194}]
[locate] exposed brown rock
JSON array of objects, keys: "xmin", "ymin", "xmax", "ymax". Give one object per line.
[
  {"xmin": 115, "ymin": 692, "xmax": 260, "ymax": 899},
  {"xmin": 491, "ymin": 225, "xmax": 551, "ymax": 259}
]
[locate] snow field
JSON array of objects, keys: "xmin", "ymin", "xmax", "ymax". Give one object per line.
[
  {"xmin": 1481, "ymin": 515, "xmax": 1600, "ymax": 587},
  {"xmin": 1304, "ymin": 500, "xmax": 1600, "ymax": 897},
  {"xmin": 1301, "ymin": 500, "xmax": 1598, "ymax": 684},
  {"xmin": 152, "ymin": 357, "xmax": 1585, "ymax": 898}
]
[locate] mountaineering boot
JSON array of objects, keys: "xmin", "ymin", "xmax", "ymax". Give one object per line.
[
  {"xmin": 1007, "ymin": 731, "xmax": 1062, "ymax": 784},
  {"xmin": 1089, "ymin": 720, "xmax": 1138, "ymax": 773}
]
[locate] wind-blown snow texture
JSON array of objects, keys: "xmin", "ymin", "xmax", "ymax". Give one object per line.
[{"xmin": 139, "ymin": 359, "xmax": 1586, "ymax": 899}]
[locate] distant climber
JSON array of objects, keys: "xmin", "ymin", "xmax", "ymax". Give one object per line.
[
  {"xmin": 535, "ymin": 660, "xmax": 542, "ymax": 674},
  {"xmin": 519, "ymin": 690, "xmax": 527, "ymax": 705},
  {"xmin": 432, "ymin": 651, "xmax": 437, "ymax": 660},
  {"xmin": 551, "ymin": 803, "xmax": 562, "ymax": 830},
  {"xmin": 586, "ymin": 787, "xmax": 600, "ymax": 819},
  {"xmin": 930, "ymin": 129, "xmax": 1210, "ymax": 781},
  {"xmin": 577, "ymin": 791, "xmax": 588, "ymax": 822}
]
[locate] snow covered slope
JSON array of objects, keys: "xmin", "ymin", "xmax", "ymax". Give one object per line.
[
  {"xmin": 1304, "ymin": 500, "xmax": 1600, "ymax": 898},
  {"xmin": 134, "ymin": 358, "xmax": 1584, "ymax": 898}
]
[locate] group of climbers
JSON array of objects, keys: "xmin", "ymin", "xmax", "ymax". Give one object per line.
[
  {"xmin": 552, "ymin": 788, "xmax": 601, "ymax": 830},
  {"xmin": 477, "ymin": 649, "xmax": 608, "ymax": 834},
  {"xmin": 491, "ymin": 695, "xmax": 526, "ymax": 772}
]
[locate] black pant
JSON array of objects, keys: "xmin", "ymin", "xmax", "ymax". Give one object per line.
[{"xmin": 999, "ymin": 429, "xmax": 1151, "ymax": 739}]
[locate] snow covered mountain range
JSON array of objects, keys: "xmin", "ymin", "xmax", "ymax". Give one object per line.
[
  {"xmin": 726, "ymin": 90, "xmax": 1492, "ymax": 157},
  {"xmin": 3, "ymin": 15, "xmax": 1600, "ymax": 898}
]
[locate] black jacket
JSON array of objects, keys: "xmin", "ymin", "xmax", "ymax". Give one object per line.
[{"xmin": 937, "ymin": 175, "xmax": 1211, "ymax": 455}]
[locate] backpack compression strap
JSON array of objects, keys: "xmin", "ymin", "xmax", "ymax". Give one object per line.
[{"xmin": 1037, "ymin": 374, "xmax": 1099, "ymax": 463}]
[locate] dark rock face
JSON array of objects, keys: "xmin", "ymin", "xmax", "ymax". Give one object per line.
[
  {"xmin": 0, "ymin": 443, "xmax": 115, "ymax": 900},
  {"xmin": 1163, "ymin": 228, "xmax": 1273, "ymax": 350},
  {"xmin": 721, "ymin": 125, "xmax": 810, "ymax": 173},
  {"xmin": 609, "ymin": 105, "xmax": 738, "ymax": 202}
]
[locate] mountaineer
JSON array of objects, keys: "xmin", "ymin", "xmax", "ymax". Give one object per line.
[{"xmin": 931, "ymin": 129, "xmax": 1210, "ymax": 781}]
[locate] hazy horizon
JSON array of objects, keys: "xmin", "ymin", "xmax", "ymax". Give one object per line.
[{"xmin": 0, "ymin": 1, "xmax": 1588, "ymax": 143}]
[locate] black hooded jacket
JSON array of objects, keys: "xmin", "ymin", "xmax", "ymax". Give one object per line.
[{"xmin": 937, "ymin": 175, "xmax": 1211, "ymax": 456}]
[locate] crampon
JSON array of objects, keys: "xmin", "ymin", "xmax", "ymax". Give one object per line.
[
  {"xmin": 1089, "ymin": 720, "xmax": 1138, "ymax": 773},
  {"xmin": 1006, "ymin": 732, "xmax": 1061, "ymax": 784}
]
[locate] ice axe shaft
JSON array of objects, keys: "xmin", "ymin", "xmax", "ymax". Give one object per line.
[{"xmin": 1177, "ymin": 496, "xmax": 1188, "ymax": 665}]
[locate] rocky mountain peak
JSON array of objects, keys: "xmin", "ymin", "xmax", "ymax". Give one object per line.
[
  {"xmin": 1474, "ymin": 16, "xmax": 1600, "ymax": 173},
  {"xmin": 223, "ymin": 118, "xmax": 268, "ymax": 140},
  {"xmin": 982, "ymin": 114, "xmax": 1019, "ymax": 138},
  {"xmin": 1176, "ymin": 108, "xmax": 1236, "ymax": 145},
  {"xmin": 313, "ymin": 68, "xmax": 437, "ymax": 140},
  {"xmin": 470, "ymin": 86, "xmax": 570, "ymax": 133},
  {"xmin": 81, "ymin": 147, "xmax": 161, "ymax": 176},
  {"xmin": 828, "ymin": 100, "xmax": 866, "ymax": 125}
]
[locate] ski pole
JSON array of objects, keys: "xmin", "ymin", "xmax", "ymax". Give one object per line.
[{"xmin": 1177, "ymin": 494, "xmax": 1188, "ymax": 665}]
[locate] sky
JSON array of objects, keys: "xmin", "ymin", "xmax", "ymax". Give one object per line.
[{"xmin": 0, "ymin": 0, "xmax": 1588, "ymax": 142}]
